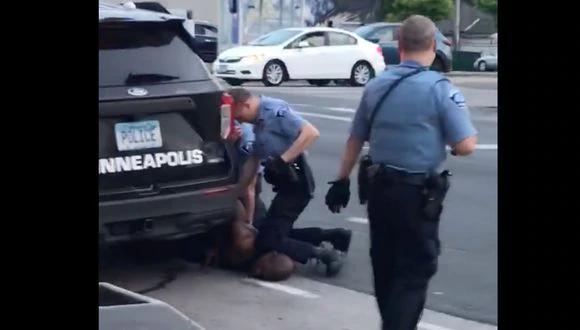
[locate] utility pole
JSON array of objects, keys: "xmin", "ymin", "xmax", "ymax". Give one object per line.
[{"xmin": 454, "ymin": 0, "xmax": 461, "ymax": 51}]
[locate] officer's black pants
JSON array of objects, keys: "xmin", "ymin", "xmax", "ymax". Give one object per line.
[
  {"xmin": 253, "ymin": 185, "xmax": 318, "ymax": 264},
  {"xmin": 367, "ymin": 181, "xmax": 441, "ymax": 330}
]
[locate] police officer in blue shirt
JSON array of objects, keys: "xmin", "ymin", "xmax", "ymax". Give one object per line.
[
  {"xmin": 325, "ymin": 15, "xmax": 477, "ymax": 330},
  {"xmin": 229, "ymin": 88, "xmax": 352, "ymax": 276}
]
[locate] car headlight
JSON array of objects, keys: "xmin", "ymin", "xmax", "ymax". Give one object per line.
[{"xmin": 241, "ymin": 54, "xmax": 265, "ymax": 64}]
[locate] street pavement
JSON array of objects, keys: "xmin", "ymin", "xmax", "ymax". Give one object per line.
[{"xmin": 100, "ymin": 74, "xmax": 497, "ymax": 329}]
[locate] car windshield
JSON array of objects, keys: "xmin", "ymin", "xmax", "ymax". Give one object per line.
[
  {"xmin": 353, "ymin": 25, "xmax": 376, "ymax": 37},
  {"xmin": 249, "ymin": 29, "xmax": 302, "ymax": 46}
]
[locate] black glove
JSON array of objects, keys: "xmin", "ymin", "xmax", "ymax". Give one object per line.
[{"xmin": 325, "ymin": 178, "xmax": 350, "ymax": 214}]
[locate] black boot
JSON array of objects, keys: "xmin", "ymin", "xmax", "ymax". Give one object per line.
[
  {"xmin": 322, "ymin": 228, "xmax": 352, "ymax": 253},
  {"xmin": 313, "ymin": 246, "xmax": 344, "ymax": 277}
]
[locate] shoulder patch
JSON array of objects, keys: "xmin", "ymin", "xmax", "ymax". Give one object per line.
[
  {"xmin": 449, "ymin": 88, "xmax": 467, "ymax": 109},
  {"xmin": 275, "ymin": 108, "xmax": 287, "ymax": 118}
]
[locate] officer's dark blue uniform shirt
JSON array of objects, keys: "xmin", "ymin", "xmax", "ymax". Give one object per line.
[
  {"xmin": 350, "ymin": 60, "xmax": 477, "ymax": 173},
  {"xmin": 252, "ymin": 96, "xmax": 307, "ymax": 160}
]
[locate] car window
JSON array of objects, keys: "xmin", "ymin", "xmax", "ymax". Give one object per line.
[
  {"xmin": 289, "ymin": 32, "xmax": 326, "ymax": 48},
  {"xmin": 328, "ymin": 32, "xmax": 357, "ymax": 46},
  {"xmin": 197, "ymin": 24, "xmax": 217, "ymax": 37},
  {"xmin": 99, "ymin": 22, "xmax": 209, "ymax": 87},
  {"xmin": 249, "ymin": 29, "xmax": 302, "ymax": 46},
  {"xmin": 194, "ymin": 24, "xmax": 205, "ymax": 35},
  {"xmin": 371, "ymin": 27, "xmax": 395, "ymax": 43}
]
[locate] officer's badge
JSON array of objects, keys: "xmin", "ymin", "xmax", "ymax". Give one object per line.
[
  {"xmin": 275, "ymin": 109, "xmax": 287, "ymax": 118},
  {"xmin": 449, "ymin": 89, "xmax": 467, "ymax": 110}
]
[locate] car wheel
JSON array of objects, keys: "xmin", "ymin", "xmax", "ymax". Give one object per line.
[
  {"xmin": 224, "ymin": 78, "xmax": 244, "ymax": 86},
  {"xmin": 307, "ymin": 79, "xmax": 331, "ymax": 86},
  {"xmin": 478, "ymin": 61, "xmax": 487, "ymax": 72},
  {"xmin": 430, "ymin": 57, "xmax": 445, "ymax": 72},
  {"xmin": 350, "ymin": 61, "xmax": 374, "ymax": 86},
  {"xmin": 262, "ymin": 60, "xmax": 286, "ymax": 86}
]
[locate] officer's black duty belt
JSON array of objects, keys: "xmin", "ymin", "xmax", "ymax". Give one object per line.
[{"xmin": 371, "ymin": 165, "xmax": 432, "ymax": 186}]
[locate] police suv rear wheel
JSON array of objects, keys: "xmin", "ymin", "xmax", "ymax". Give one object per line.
[
  {"xmin": 350, "ymin": 62, "xmax": 374, "ymax": 86},
  {"xmin": 262, "ymin": 61, "xmax": 286, "ymax": 86}
]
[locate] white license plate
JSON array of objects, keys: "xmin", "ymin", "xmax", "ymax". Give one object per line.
[
  {"xmin": 115, "ymin": 120, "xmax": 163, "ymax": 151},
  {"xmin": 218, "ymin": 64, "xmax": 229, "ymax": 73}
]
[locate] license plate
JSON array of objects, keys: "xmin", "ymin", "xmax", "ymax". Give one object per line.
[
  {"xmin": 115, "ymin": 120, "xmax": 163, "ymax": 151},
  {"xmin": 218, "ymin": 64, "xmax": 229, "ymax": 73}
]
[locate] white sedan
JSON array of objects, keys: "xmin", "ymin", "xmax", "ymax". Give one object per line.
[{"xmin": 213, "ymin": 27, "xmax": 386, "ymax": 87}]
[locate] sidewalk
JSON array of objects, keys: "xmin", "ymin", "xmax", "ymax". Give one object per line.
[{"xmin": 109, "ymin": 262, "xmax": 498, "ymax": 330}]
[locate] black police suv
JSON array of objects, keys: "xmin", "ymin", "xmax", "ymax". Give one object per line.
[{"xmin": 99, "ymin": 3, "xmax": 238, "ymax": 245}]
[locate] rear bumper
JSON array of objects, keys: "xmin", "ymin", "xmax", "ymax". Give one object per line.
[{"xmin": 99, "ymin": 184, "xmax": 237, "ymax": 244}]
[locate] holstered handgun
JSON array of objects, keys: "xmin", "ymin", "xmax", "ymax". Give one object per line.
[
  {"xmin": 357, "ymin": 155, "xmax": 373, "ymax": 204},
  {"xmin": 422, "ymin": 170, "xmax": 452, "ymax": 221}
]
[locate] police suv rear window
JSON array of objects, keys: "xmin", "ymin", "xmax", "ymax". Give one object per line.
[{"xmin": 99, "ymin": 22, "xmax": 208, "ymax": 87}]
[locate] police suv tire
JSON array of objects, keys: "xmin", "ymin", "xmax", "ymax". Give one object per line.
[
  {"xmin": 307, "ymin": 79, "xmax": 331, "ymax": 86},
  {"xmin": 478, "ymin": 61, "xmax": 487, "ymax": 72},
  {"xmin": 224, "ymin": 78, "xmax": 244, "ymax": 86},
  {"xmin": 431, "ymin": 57, "xmax": 445, "ymax": 72},
  {"xmin": 262, "ymin": 60, "xmax": 287, "ymax": 87},
  {"xmin": 350, "ymin": 61, "xmax": 374, "ymax": 86}
]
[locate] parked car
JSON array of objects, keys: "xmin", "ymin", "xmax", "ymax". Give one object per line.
[
  {"xmin": 354, "ymin": 22, "xmax": 453, "ymax": 72},
  {"xmin": 133, "ymin": 1, "xmax": 218, "ymax": 63},
  {"xmin": 192, "ymin": 21, "xmax": 218, "ymax": 63},
  {"xmin": 474, "ymin": 53, "xmax": 498, "ymax": 71},
  {"xmin": 99, "ymin": 3, "xmax": 238, "ymax": 246},
  {"xmin": 213, "ymin": 27, "xmax": 386, "ymax": 87}
]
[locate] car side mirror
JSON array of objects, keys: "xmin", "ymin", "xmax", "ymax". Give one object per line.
[
  {"xmin": 186, "ymin": 10, "xmax": 193, "ymax": 20},
  {"xmin": 367, "ymin": 37, "xmax": 380, "ymax": 44},
  {"xmin": 297, "ymin": 41, "xmax": 310, "ymax": 48}
]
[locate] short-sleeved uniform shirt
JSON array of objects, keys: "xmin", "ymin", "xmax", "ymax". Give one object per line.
[
  {"xmin": 235, "ymin": 121, "xmax": 263, "ymax": 174},
  {"xmin": 350, "ymin": 60, "xmax": 477, "ymax": 173},
  {"xmin": 251, "ymin": 96, "xmax": 307, "ymax": 160}
]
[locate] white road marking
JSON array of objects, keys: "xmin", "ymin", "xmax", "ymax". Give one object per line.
[
  {"xmin": 292, "ymin": 103, "xmax": 355, "ymax": 113},
  {"xmin": 418, "ymin": 323, "xmax": 454, "ymax": 330},
  {"xmin": 295, "ymin": 111, "xmax": 352, "ymax": 122},
  {"xmin": 242, "ymin": 278, "xmax": 320, "ymax": 298},
  {"xmin": 347, "ymin": 217, "xmax": 369, "ymax": 224}
]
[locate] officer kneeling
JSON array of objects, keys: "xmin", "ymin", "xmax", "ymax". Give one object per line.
[
  {"xmin": 230, "ymin": 88, "xmax": 352, "ymax": 277},
  {"xmin": 325, "ymin": 15, "xmax": 478, "ymax": 330}
]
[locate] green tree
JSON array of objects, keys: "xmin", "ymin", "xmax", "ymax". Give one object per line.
[
  {"xmin": 474, "ymin": 0, "xmax": 497, "ymax": 19},
  {"xmin": 381, "ymin": 0, "xmax": 453, "ymax": 22}
]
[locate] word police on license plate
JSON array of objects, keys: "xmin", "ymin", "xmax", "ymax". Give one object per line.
[{"xmin": 115, "ymin": 120, "xmax": 163, "ymax": 151}]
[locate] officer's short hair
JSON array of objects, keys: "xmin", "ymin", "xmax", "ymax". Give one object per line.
[
  {"xmin": 398, "ymin": 15, "xmax": 437, "ymax": 52},
  {"xmin": 228, "ymin": 87, "xmax": 252, "ymax": 104}
]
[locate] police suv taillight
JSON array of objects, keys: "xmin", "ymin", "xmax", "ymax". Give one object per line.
[{"xmin": 220, "ymin": 93, "xmax": 234, "ymax": 140}]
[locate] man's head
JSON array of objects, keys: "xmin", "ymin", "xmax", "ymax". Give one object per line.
[
  {"xmin": 250, "ymin": 252, "xmax": 295, "ymax": 282},
  {"xmin": 228, "ymin": 87, "xmax": 260, "ymax": 123},
  {"xmin": 397, "ymin": 15, "xmax": 437, "ymax": 66}
]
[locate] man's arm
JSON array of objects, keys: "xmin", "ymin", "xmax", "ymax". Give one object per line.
[
  {"xmin": 238, "ymin": 155, "xmax": 260, "ymax": 194},
  {"xmin": 240, "ymin": 174, "xmax": 258, "ymax": 224},
  {"xmin": 435, "ymin": 81, "xmax": 478, "ymax": 157},
  {"xmin": 336, "ymin": 136, "xmax": 365, "ymax": 180},
  {"xmin": 280, "ymin": 122, "xmax": 320, "ymax": 162}
]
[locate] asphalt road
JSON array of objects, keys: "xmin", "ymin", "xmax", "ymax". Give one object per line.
[
  {"xmin": 243, "ymin": 77, "xmax": 498, "ymax": 324},
  {"xmin": 100, "ymin": 75, "xmax": 497, "ymax": 327}
]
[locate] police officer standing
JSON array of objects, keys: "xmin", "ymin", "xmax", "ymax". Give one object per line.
[
  {"xmin": 325, "ymin": 15, "xmax": 477, "ymax": 330},
  {"xmin": 229, "ymin": 87, "xmax": 352, "ymax": 276}
]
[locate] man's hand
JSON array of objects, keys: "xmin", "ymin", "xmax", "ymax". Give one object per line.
[
  {"xmin": 226, "ymin": 125, "xmax": 243, "ymax": 143},
  {"xmin": 325, "ymin": 178, "xmax": 350, "ymax": 213}
]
